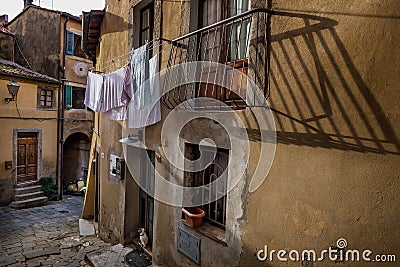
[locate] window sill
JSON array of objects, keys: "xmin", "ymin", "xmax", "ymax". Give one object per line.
[
  {"xmin": 181, "ymin": 219, "xmax": 227, "ymax": 246},
  {"xmin": 64, "ymin": 108, "xmax": 88, "ymax": 111},
  {"xmin": 65, "ymin": 54, "xmax": 92, "ymax": 63},
  {"xmin": 37, "ymin": 107, "xmax": 57, "ymax": 111}
]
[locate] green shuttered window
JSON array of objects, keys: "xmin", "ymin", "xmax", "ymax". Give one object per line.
[
  {"xmin": 65, "ymin": 85, "xmax": 72, "ymax": 109},
  {"xmin": 66, "ymin": 31, "xmax": 74, "ymax": 55}
]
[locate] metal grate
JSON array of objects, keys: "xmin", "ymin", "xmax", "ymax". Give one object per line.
[
  {"xmin": 177, "ymin": 226, "xmax": 201, "ymax": 264},
  {"xmin": 162, "ymin": 8, "xmax": 270, "ymax": 110}
]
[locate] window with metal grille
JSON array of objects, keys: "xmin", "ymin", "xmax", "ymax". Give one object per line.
[
  {"xmin": 38, "ymin": 88, "xmax": 54, "ymax": 108},
  {"xmin": 185, "ymin": 143, "xmax": 228, "ymax": 228}
]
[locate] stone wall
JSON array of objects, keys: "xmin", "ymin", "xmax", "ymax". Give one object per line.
[
  {"xmin": 9, "ymin": 7, "xmax": 61, "ymax": 79},
  {"xmin": 0, "ymin": 32, "xmax": 14, "ymax": 61}
]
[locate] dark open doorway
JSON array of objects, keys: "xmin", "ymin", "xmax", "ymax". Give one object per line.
[{"xmin": 62, "ymin": 132, "xmax": 90, "ymax": 188}]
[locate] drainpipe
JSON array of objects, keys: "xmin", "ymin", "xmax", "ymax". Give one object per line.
[
  {"xmin": 56, "ymin": 80, "xmax": 60, "ymax": 198},
  {"xmin": 58, "ymin": 16, "xmax": 69, "ymax": 200}
]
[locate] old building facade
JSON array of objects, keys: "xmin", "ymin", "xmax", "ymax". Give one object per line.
[
  {"xmin": 7, "ymin": 3, "xmax": 94, "ymax": 196},
  {"xmin": 82, "ymin": 0, "xmax": 400, "ymax": 266},
  {"xmin": 0, "ymin": 59, "xmax": 60, "ymax": 206}
]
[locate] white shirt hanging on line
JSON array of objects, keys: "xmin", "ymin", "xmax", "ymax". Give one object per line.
[
  {"xmin": 102, "ymin": 67, "xmax": 127, "ymax": 121},
  {"xmin": 127, "ymin": 54, "xmax": 161, "ymax": 128},
  {"xmin": 84, "ymin": 72, "xmax": 103, "ymax": 112}
]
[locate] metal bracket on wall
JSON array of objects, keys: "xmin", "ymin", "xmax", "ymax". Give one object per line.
[{"xmin": 5, "ymin": 161, "xmax": 12, "ymax": 170}]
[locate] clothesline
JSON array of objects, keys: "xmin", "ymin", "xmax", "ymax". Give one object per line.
[
  {"xmin": 95, "ymin": 44, "xmax": 171, "ymax": 73},
  {"xmin": 93, "ymin": 38, "xmax": 171, "ymax": 71}
]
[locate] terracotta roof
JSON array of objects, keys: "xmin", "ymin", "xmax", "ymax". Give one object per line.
[{"xmin": 0, "ymin": 59, "xmax": 60, "ymax": 84}]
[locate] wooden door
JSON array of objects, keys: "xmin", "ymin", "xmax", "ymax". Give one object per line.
[{"xmin": 17, "ymin": 134, "xmax": 38, "ymax": 183}]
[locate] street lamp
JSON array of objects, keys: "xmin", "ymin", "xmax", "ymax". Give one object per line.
[
  {"xmin": 5, "ymin": 80, "xmax": 20, "ymax": 104},
  {"xmin": 119, "ymin": 134, "xmax": 139, "ymax": 144},
  {"xmin": 119, "ymin": 131, "xmax": 143, "ymax": 144}
]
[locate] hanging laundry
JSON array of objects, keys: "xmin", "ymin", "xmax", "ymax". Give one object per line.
[
  {"xmin": 84, "ymin": 72, "xmax": 103, "ymax": 112},
  {"xmin": 103, "ymin": 106, "xmax": 126, "ymax": 121},
  {"xmin": 127, "ymin": 54, "xmax": 161, "ymax": 129},
  {"xmin": 130, "ymin": 43, "xmax": 150, "ymax": 110},
  {"xmin": 102, "ymin": 67, "xmax": 126, "ymax": 120},
  {"xmin": 121, "ymin": 59, "xmax": 134, "ymax": 106}
]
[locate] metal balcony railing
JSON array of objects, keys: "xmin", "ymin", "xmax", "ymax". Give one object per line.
[{"xmin": 161, "ymin": 8, "xmax": 270, "ymax": 110}]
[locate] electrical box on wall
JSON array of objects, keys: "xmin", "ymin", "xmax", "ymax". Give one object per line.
[
  {"xmin": 110, "ymin": 155, "xmax": 125, "ymax": 179},
  {"xmin": 177, "ymin": 226, "xmax": 200, "ymax": 264}
]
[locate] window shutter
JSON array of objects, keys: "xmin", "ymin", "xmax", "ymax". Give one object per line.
[
  {"xmin": 66, "ymin": 31, "xmax": 74, "ymax": 55},
  {"xmin": 65, "ymin": 85, "xmax": 72, "ymax": 109}
]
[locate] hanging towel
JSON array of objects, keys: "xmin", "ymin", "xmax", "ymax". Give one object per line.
[
  {"xmin": 128, "ymin": 54, "xmax": 161, "ymax": 128},
  {"xmin": 121, "ymin": 59, "xmax": 134, "ymax": 106},
  {"xmin": 103, "ymin": 106, "xmax": 126, "ymax": 121},
  {"xmin": 130, "ymin": 44, "xmax": 150, "ymax": 110},
  {"xmin": 84, "ymin": 72, "xmax": 103, "ymax": 112},
  {"xmin": 102, "ymin": 67, "xmax": 126, "ymax": 120}
]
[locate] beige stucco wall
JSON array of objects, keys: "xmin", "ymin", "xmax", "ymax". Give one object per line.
[
  {"xmin": 0, "ymin": 76, "xmax": 59, "ymax": 205},
  {"xmin": 92, "ymin": 0, "xmax": 399, "ymax": 266},
  {"xmin": 61, "ymin": 16, "xmax": 94, "ymax": 139},
  {"xmin": 95, "ymin": 0, "xmax": 131, "ymax": 244},
  {"xmin": 60, "ymin": 16, "xmax": 92, "ymax": 85},
  {"xmin": 145, "ymin": 0, "xmax": 400, "ymax": 266},
  {"xmin": 238, "ymin": 0, "xmax": 400, "ymax": 266}
]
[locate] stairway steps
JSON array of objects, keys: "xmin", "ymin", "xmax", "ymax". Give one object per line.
[
  {"xmin": 16, "ymin": 180, "xmax": 39, "ymax": 188},
  {"xmin": 11, "ymin": 182, "xmax": 49, "ymax": 209},
  {"xmin": 10, "ymin": 196, "xmax": 48, "ymax": 209},
  {"xmin": 15, "ymin": 185, "xmax": 43, "ymax": 195},
  {"xmin": 14, "ymin": 191, "xmax": 45, "ymax": 201}
]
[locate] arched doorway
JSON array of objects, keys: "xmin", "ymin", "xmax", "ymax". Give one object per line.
[{"xmin": 62, "ymin": 132, "xmax": 90, "ymax": 188}]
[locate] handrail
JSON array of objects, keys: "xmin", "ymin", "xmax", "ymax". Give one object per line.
[
  {"xmin": 171, "ymin": 8, "xmax": 269, "ymax": 44},
  {"xmin": 162, "ymin": 8, "xmax": 270, "ymax": 109}
]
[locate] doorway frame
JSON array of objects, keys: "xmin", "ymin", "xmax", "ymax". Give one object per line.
[{"xmin": 13, "ymin": 128, "xmax": 42, "ymax": 184}]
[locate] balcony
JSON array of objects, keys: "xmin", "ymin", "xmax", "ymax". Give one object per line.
[{"xmin": 161, "ymin": 8, "xmax": 270, "ymax": 110}]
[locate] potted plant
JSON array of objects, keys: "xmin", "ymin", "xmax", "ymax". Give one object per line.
[{"xmin": 182, "ymin": 207, "xmax": 206, "ymax": 228}]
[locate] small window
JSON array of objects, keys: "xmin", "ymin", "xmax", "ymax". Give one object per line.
[
  {"xmin": 185, "ymin": 143, "xmax": 228, "ymax": 228},
  {"xmin": 72, "ymin": 87, "xmax": 86, "ymax": 109},
  {"xmin": 66, "ymin": 30, "xmax": 87, "ymax": 58},
  {"xmin": 38, "ymin": 87, "xmax": 54, "ymax": 108},
  {"xmin": 64, "ymin": 86, "xmax": 85, "ymax": 109}
]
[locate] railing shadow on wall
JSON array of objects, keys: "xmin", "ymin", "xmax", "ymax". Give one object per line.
[{"xmin": 245, "ymin": 10, "xmax": 400, "ymax": 156}]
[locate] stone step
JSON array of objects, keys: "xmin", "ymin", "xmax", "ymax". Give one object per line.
[
  {"xmin": 10, "ymin": 196, "xmax": 48, "ymax": 209},
  {"xmin": 14, "ymin": 191, "xmax": 45, "ymax": 201},
  {"xmin": 16, "ymin": 180, "xmax": 39, "ymax": 188},
  {"xmin": 15, "ymin": 185, "xmax": 42, "ymax": 195}
]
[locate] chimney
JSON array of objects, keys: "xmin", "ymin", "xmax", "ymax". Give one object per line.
[
  {"xmin": 24, "ymin": 0, "xmax": 34, "ymax": 9},
  {"xmin": 0, "ymin": 15, "xmax": 8, "ymax": 25}
]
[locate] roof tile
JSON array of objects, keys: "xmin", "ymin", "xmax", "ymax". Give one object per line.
[{"xmin": 0, "ymin": 59, "xmax": 60, "ymax": 84}]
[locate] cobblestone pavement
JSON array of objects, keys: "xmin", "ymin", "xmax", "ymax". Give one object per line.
[{"xmin": 0, "ymin": 196, "xmax": 110, "ymax": 267}]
